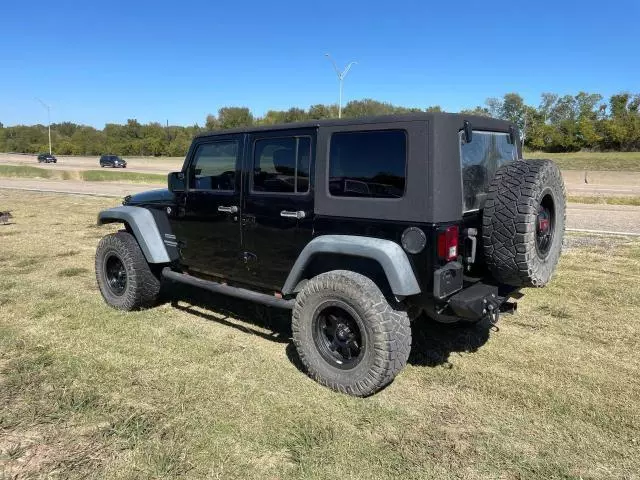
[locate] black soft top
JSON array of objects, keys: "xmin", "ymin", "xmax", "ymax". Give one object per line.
[
  {"xmin": 196, "ymin": 112, "xmax": 515, "ymax": 138},
  {"xmin": 191, "ymin": 112, "xmax": 519, "ymax": 223}
]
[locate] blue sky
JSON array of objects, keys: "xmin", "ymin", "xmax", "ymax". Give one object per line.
[{"xmin": 0, "ymin": 0, "xmax": 637, "ymax": 128}]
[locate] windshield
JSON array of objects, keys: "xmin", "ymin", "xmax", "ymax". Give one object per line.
[{"xmin": 459, "ymin": 130, "xmax": 517, "ymax": 212}]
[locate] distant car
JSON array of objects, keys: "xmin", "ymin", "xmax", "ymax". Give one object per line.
[
  {"xmin": 99, "ymin": 155, "xmax": 127, "ymax": 168},
  {"xmin": 37, "ymin": 153, "xmax": 57, "ymax": 163}
]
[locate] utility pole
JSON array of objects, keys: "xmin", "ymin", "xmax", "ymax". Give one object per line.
[
  {"xmin": 36, "ymin": 98, "xmax": 52, "ymax": 154},
  {"xmin": 324, "ymin": 53, "xmax": 357, "ymax": 119}
]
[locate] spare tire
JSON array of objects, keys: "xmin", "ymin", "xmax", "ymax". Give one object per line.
[{"xmin": 482, "ymin": 159, "xmax": 566, "ymax": 287}]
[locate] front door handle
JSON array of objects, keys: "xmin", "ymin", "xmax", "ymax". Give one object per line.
[
  {"xmin": 280, "ymin": 210, "xmax": 306, "ymax": 220},
  {"xmin": 218, "ymin": 205, "xmax": 238, "ymax": 214}
]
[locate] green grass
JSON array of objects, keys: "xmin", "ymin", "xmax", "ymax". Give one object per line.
[
  {"xmin": 1, "ymin": 191, "xmax": 639, "ymax": 479},
  {"xmin": 80, "ymin": 170, "xmax": 166, "ymax": 184},
  {"xmin": 526, "ymin": 151, "xmax": 640, "ymax": 171},
  {"xmin": 0, "ymin": 165, "xmax": 56, "ymax": 179},
  {"xmin": 568, "ymin": 195, "xmax": 640, "ymax": 206},
  {"xmin": 0, "ymin": 165, "xmax": 165, "ymax": 185}
]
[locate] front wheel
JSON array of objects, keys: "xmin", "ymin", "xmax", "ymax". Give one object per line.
[
  {"xmin": 292, "ymin": 270, "xmax": 411, "ymax": 396},
  {"xmin": 95, "ymin": 232, "xmax": 161, "ymax": 310}
]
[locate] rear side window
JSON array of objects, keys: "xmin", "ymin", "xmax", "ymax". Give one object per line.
[
  {"xmin": 328, "ymin": 130, "xmax": 406, "ymax": 198},
  {"xmin": 252, "ymin": 136, "xmax": 311, "ymax": 193},
  {"xmin": 190, "ymin": 141, "xmax": 238, "ymax": 191},
  {"xmin": 460, "ymin": 131, "xmax": 517, "ymax": 211}
]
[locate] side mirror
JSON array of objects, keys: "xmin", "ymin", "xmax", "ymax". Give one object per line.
[
  {"xmin": 168, "ymin": 171, "xmax": 185, "ymax": 192},
  {"xmin": 463, "ymin": 120, "xmax": 473, "ymax": 143}
]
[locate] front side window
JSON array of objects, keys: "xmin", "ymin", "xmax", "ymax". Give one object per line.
[
  {"xmin": 190, "ymin": 141, "xmax": 238, "ymax": 191},
  {"xmin": 460, "ymin": 131, "xmax": 517, "ymax": 211},
  {"xmin": 328, "ymin": 130, "xmax": 406, "ymax": 198},
  {"xmin": 252, "ymin": 136, "xmax": 311, "ymax": 193}
]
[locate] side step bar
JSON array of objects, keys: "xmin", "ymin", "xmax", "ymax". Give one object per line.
[{"xmin": 162, "ymin": 268, "xmax": 294, "ymax": 310}]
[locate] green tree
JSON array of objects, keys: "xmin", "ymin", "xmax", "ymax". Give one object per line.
[
  {"xmin": 460, "ymin": 106, "xmax": 491, "ymax": 116},
  {"xmin": 342, "ymin": 99, "xmax": 396, "ymax": 117},
  {"xmin": 205, "ymin": 114, "xmax": 218, "ymax": 130},
  {"xmin": 308, "ymin": 104, "xmax": 337, "ymax": 119},
  {"xmin": 217, "ymin": 107, "xmax": 253, "ymax": 129}
]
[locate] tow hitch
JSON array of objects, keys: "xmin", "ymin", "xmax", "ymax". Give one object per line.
[{"xmin": 448, "ymin": 283, "xmax": 517, "ymax": 323}]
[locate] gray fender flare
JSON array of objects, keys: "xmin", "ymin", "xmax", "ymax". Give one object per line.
[
  {"xmin": 282, "ymin": 235, "xmax": 421, "ymax": 297},
  {"xmin": 97, "ymin": 206, "xmax": 170, "ymax": 264}
]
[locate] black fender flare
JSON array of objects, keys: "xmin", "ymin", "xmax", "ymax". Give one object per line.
[
  {"xmin": 282, "ymin": 235, "xmax": 421, "ymax": 297},
  {"xmin": 97, "ymin": 206, "xmax": 170, "ymax": 264}
]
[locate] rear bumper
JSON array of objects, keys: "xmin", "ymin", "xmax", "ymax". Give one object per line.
[
  {"xmin": 447, "ymin": 282, "xmax": 519, "ymax": 321},
  {"xmin": 411, "ymin": 266, "xmax": 519, "ymax": 323}
]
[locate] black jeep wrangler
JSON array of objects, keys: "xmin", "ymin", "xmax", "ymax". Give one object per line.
[{"xmin": 95, "ymin": 113, "xmax": 565, "ymax": 396}]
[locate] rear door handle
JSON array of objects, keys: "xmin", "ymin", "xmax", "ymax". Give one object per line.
[
  {"xmin": 218, "ymin": 205, "xmax": 238, "ymax": 214},
  {"xmin": 280, "ymin": 210, "xmax": 306, "ymax": 219}
]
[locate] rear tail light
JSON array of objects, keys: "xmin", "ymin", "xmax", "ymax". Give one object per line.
[{"xmin": 437, "ymin": 226, "xmax": 459, "ymax": 262}]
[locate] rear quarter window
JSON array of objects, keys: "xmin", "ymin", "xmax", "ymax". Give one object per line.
[
  {"xmin": 460, "ymin": 131, "xmax": 517, "ymax": 212},
  {"xmin": 328, "ymin": 130, "xmax": 407, "ymax": 199}
]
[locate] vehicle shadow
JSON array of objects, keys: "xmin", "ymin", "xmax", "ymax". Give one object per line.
[
  {"xmin": 164, "ymin": 284, "xmax": 494, "ymax": 372},
  {"xmin": 407, "ymin": 315, "xmax": 494, "ymax": 367},
  {"xmin": 166, "ymin": 283, "xmax": 292, "ymax": 345}
]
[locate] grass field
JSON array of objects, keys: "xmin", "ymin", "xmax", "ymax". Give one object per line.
[
  {"xmin": 526, "ymin": 151, "xmax": 640, "ymax": 171},
  {"xmin": 0, "ymin": 165, "xmax": 74, "ymax": 180},
  {"xmin": 80, "ymin": 170, "xmax": 166, "ymax": 184},
  {"xmin": 0, "ymin": 165, "xmax": 166, "ymax": 185},
  {"xmin": 1, "ymin": 191, "xmax": 639, "ymax": 479},
  {"xmin": 567, "ymin": 195, "xmax": 640, "ymax": 206}
]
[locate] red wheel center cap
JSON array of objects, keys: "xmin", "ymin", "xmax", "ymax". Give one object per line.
[{"xmin": 538, "ymin": 215, "xmax": 550, "ymax": 233}]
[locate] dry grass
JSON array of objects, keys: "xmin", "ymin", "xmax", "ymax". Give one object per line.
[{"xmin": 1, "ymin": 190, "xmax": 639, "ymax": 479}]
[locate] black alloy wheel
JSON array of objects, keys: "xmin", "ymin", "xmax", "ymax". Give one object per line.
[
  {"xmin": 536, "ymin": 192, "xmax": 555, "ymax": 257},
  {"xmin": 104, "ymin": 253, "xmax": 127, "ymax": 296},
  {"xmin": 313, "ymin": 303, "xmax": 364, "ymax": 369}
]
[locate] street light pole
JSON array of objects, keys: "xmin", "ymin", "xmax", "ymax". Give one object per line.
[
  {"xmin": 324, "ymin": 54, "xmax": 357, "ymax": 119},
  {"xmin": 36, "ymin": 98, "xmax": 52, "ymax": 154}
]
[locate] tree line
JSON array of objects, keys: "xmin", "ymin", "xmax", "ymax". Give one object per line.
[{"xmin": 1, "ymin": 91, "xmax": 638, "ymax": 157}]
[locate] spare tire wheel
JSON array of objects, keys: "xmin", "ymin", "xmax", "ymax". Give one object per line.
[{"xmin": 482, "ymin": 159, "xmax": 566, "ymax": 287}]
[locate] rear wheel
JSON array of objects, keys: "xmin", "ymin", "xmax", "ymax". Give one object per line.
[
  {"xmin": 95, "ymin": 232, "xmax": 161, "ymax": 310},
  {"xmin": 292, "ymin": 270, "xmax": 411, "ymax": 396}
]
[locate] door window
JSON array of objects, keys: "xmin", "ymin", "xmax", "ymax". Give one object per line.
[
  {"xmin": 252, "ymin": 136, "xmax": 311, "ymax": 194},
  {"xmin": 190, "ymin": 141, "xmax": 238, "ymax": 191}
]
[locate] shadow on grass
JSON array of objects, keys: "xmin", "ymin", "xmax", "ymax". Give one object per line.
[
  {"xmin": 167, "ymin": 283, "xmax": 291, "ymax": 345},
  {"xmin": 408, "ymin": 315, "xmax": 493, "ymax": 367},
  {"xmin": 165, "ymin": 282, "xmax": 493, "ymax": 372}
]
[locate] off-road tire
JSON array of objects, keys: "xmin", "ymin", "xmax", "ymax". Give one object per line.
[
  {"xmin": 95, "ymin": 231, "xmax": 161, "ymax": 310},
  {"xmin": 292, "ymin": 270, "xmax": 411, "ymax": 397},
  {"xmin": 482, "ymin": 159, "xmax": 566, "ymax": 287}
]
